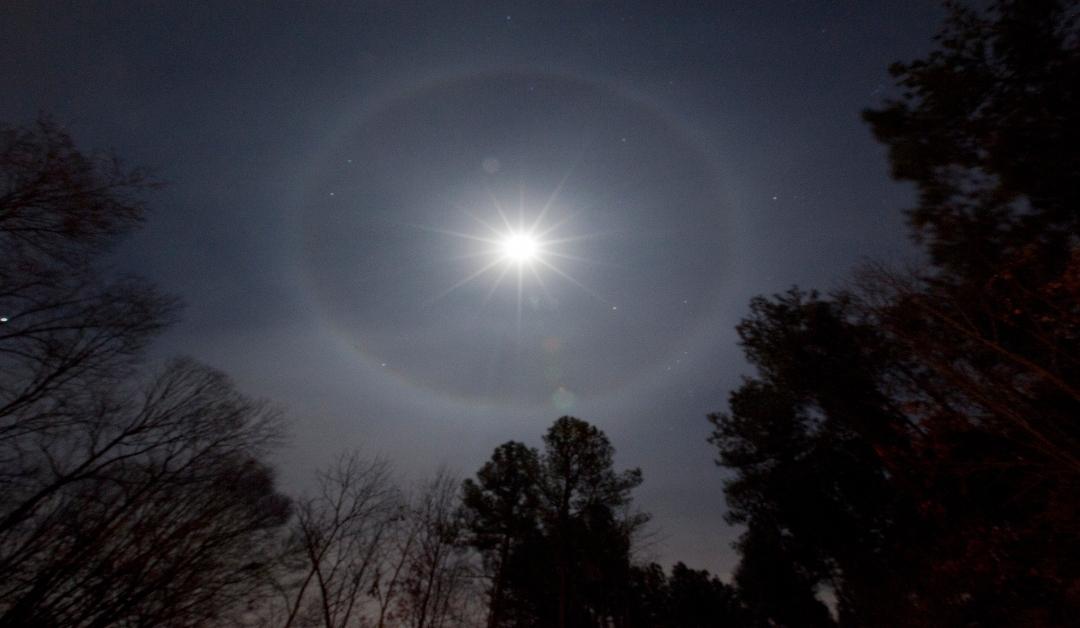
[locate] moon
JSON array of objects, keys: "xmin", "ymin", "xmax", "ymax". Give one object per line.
[{"xmin": 500, "ymin": 232, "xmax": 540, "ymax": 264}]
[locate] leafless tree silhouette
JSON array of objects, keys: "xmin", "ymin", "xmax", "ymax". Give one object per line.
[{"xmin": 0, "ymin": 119, "xmax": 291, "ymax": 627}]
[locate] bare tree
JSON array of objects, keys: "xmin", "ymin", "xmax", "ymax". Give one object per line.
[
  {"xmin": 279, "ymin": 457, "xmax": 482, "ymax": 628},
  {"xmin": 371, "ymin": 486, "xmax": 421, "ymax": 628},
  {"xmin": 0, "ymin": 119, "xmax": 292, "ymax": 626},
  {"xmin": 0, "ymin": 358, "xmax": 290, "ymax": 627},
  {"xmin": 855, "ymin": 261, "xmax": 1080, "ymax": 475},
  {"xmin": 281, "ymin": 452, "xmax": 400, "ymax": 628},
  {"xmin": 391, "ymin": 470, "xmax": 480, "ymax": 628},
  {"xmin": 0, "ymin": 119, "xmax": 177, "ymax": 448}
]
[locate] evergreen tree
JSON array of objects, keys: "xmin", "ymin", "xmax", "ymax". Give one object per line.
[
  {"xmin": 462, "ymin": 417, "xmax": 647, "ymax": 628},
  {"xmin": 712, "ymin": 1, "xmax": 1080, "ymax": 623}
]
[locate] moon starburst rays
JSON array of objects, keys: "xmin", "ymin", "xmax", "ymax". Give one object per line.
[{"xmin": 426, "ymin": 188, "xmax": 606, "ymax": 315}]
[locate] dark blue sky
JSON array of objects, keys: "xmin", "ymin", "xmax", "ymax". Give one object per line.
[{"xmin": 2, "ymin": 0, "xmax": 942, "ymax": 576}]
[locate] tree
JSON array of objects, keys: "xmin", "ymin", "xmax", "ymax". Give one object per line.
[
  {"xmin": 0, "ymin": 359, "xmax": 290, "ymax": 627},
  {"xmin": 863, "ymin": 0, "xmax": 1080, "ymax": 280},
  {"xmin": 391, "ymin": 470, "xmax": 479, "ymax": 628},
  {"xmin": 0, "ymin": 119, "xmax": 176, "ymax": 438},
  {"xmin": 861, "ymin": 0, "xmax": 1080, "ymax": 621},
  {"xmin": 539, "ymin": 417, "xmax": 646, "ymax": 628},
  {"xmin": 862, "ymin": 0, "xmax": 1080, "ymax": 477},
  {"xmin": 0, "ymin": 119, "xmax": 292, "ymax": 626},
  {"xmin": 622, "ymin": 562, "xmax": 746, "ymax": 628},
  {"xmin": 281, "ymin": 452, "xmax": 400, "ymax": 628},
  {"xmin": 279, "ymin": 456, "xmax": 480, "ymax": 628},
  {"xmin": 461, "ymin": 441, "xmax": 542, "ymax": 628},
  {"xmin": 462, "ymin": 417, "xmax": 648, "ymax": 628},
  {"xmin": 712, "ymin": 1, "xmax": 1080, "ymax": 624},
  {"xmin": 709, "ymin": 290, "xmax": 924, "ymax": 626},
  {"xmin": 666, "ymin": 562, "xmax": 745, "ymax": 628}
]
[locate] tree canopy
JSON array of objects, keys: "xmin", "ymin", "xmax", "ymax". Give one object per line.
[
  {"xmin": 462, "ymin": 416, "xmax": 648, "ymax": 628},
  {"xmin": 712, "ymin": 1, "xmax": 1080, "ymax": 624}
]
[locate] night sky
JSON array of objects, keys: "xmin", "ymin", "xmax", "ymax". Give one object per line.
[{"xmin": 2, "ymin": 1, "xmax": 943, "ymax": 577}]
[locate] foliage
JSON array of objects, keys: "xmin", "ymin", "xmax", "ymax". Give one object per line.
[
  {"xmin": 712, "ymin": 1, "xmax": 1080, "ymax": 625},
  {"xmin": 864, "ymin": 0, "xmax": 1080, "ymax": 279},
  {"xmin": 710, "ymin": 291, "xmax": 924, "ymax": 625},
  {"xmin": 623, "ymin": 562, "xmax": 747, "ymax": 628},
  {"xmin": 463, "ymin": 417, "xmax": 657, "ymax": 628}
]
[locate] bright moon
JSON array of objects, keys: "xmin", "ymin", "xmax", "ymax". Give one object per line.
[
  {"xmin": 500, "ymin": 232, "xmax": 539, "ymax": 263},
  {"xmin": 424, "ymin": 186, "xmax": 603, "ymax": 313}
]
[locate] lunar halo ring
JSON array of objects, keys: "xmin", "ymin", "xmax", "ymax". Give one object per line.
[{"xmin": 293, "ymin": 68, "xmax": 731, "ymax": 412}]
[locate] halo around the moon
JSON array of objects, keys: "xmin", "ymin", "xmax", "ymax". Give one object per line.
[{"xmin": 295, "ymin": 70, "xmax": 732, "ymax": 410}]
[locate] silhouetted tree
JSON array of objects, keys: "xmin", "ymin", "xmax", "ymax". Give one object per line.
[
  {"xmin": 463, "ymin": 417, "xmax": 648, "ymax": 628},
  {"xmin": 622, "ymin": 563, "xmax": 668, "ymax": 627},
  {"xmin": 861, "ymin": 0, "xmax": 1080, "ymax": 621},
  {"xmin": 862, "ymin": 0, "xmax": 1080, "ymax": 481},
  {"xmin": 713, "ymin": 0, "xmax": 1080, "ymax": 624},
  {"xmin": 0, "ymin": 119, "xmax": 291, "ymax": 626},
  {"xmin": 710, "ymin": 290, "xmax": 924, "ymax": 626},
  {"xmin": 863, "ymin": 0, "xmax": 1080, "ymax": 280},
  {"xmin": 623, "ymin": 562, "xmax": 746, "ymax": 628},
  {"xmin": 461, "ymin": 441, "xmax": 542, "ymax": 628},
  {"xmin": 279, "ymin": 457, "xmax": 480, "ymax": 628},
  {"xmin": 391, "ymin": 470, "xmax": 479, "ymax": 628},
  {"xmin": 540, "ymin": 417, "xmax": 647, "ymax": 628},
  {"xmin": 0, "ymin": 119, "xmax": 176, "ymax": 435},
  {"xmin": 667, "ymin": 562, "xmax": 746, "ymax": 628},
  {"xmin": 281, "ymin": 453, "xmax": 399, "ymax": 628},
  {"xmin": 0, "ymin": 359, "xmax": 290, "ymax": 627}
]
